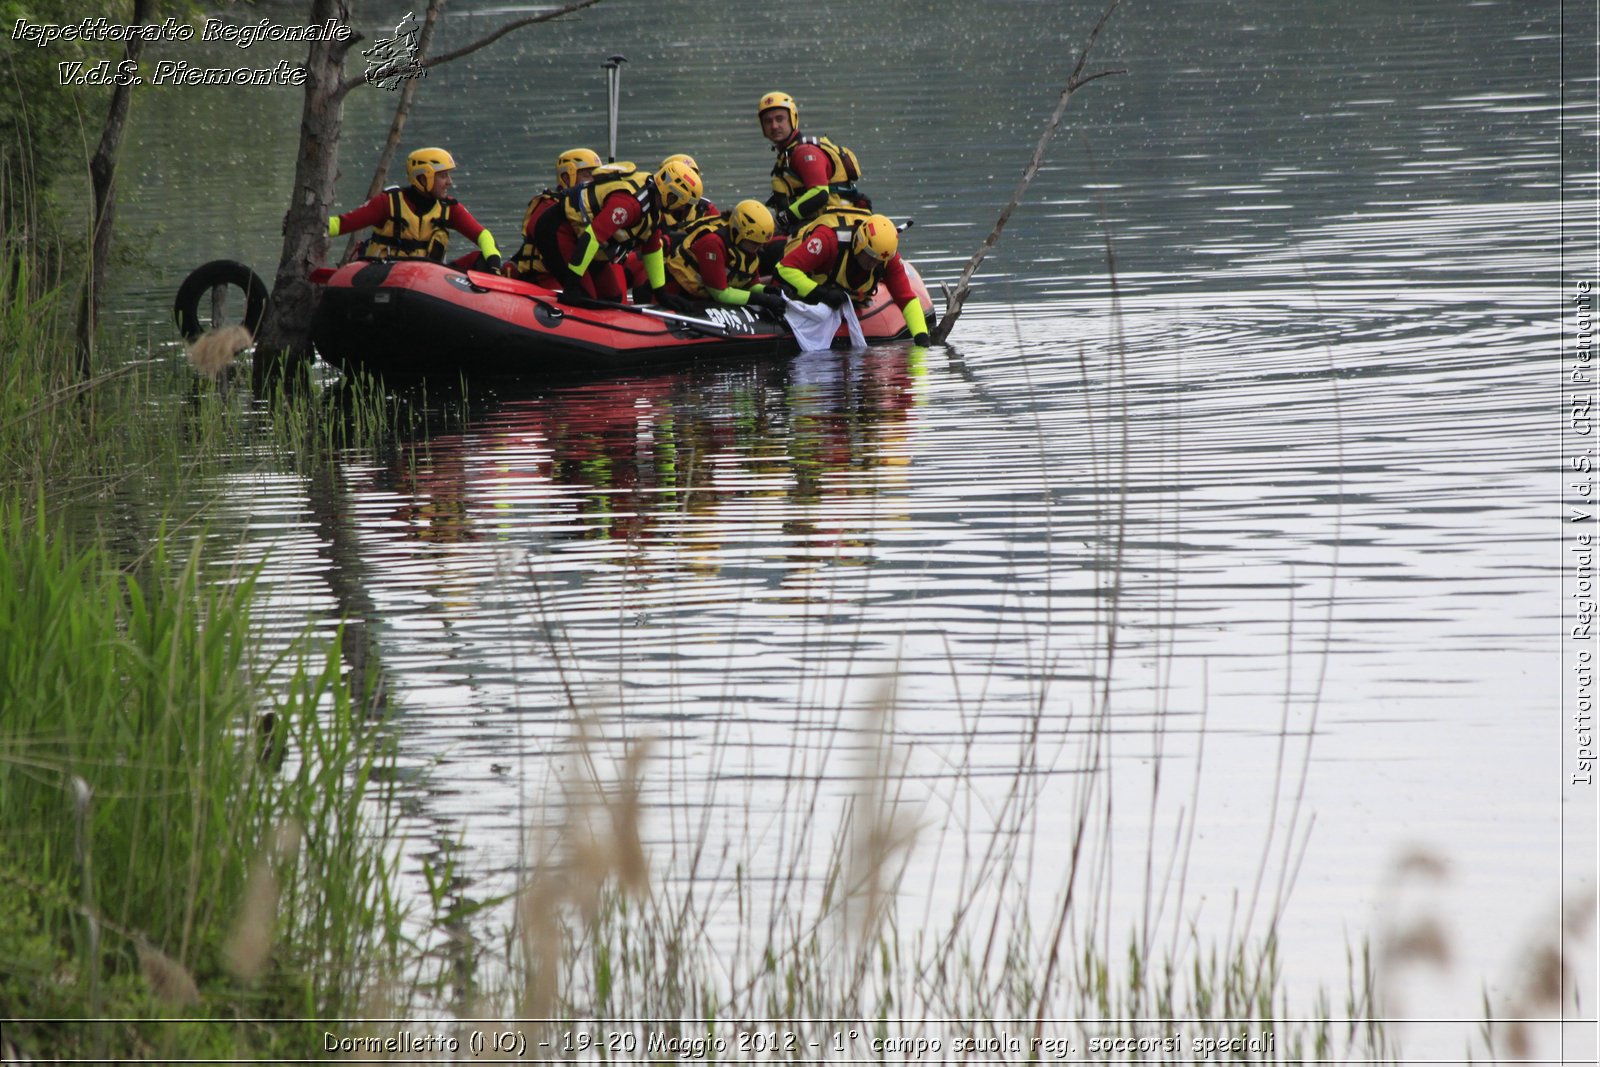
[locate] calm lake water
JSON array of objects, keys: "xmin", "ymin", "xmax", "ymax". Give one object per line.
[{"xmin": 112, "ymin": 0, "xmax": 1593, "ymax": 1054}]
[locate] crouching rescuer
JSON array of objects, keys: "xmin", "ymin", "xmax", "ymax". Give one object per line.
[
  {"xmin": 776, "ymin": 213, "xmax": 930, "ymax": 345},
  {"xmin": 656, "ymin": 199, "xmax": 786, "ymax": 314}
]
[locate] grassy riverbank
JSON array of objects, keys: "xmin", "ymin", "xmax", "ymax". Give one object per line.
[{"xmin": 0, "ymin": 255, "xmax": 409, "ymax": 1060}]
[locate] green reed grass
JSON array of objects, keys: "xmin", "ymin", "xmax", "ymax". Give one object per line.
[
  {"xmin": 1, "ymin": 256, "xmax": 250, "ymax": 541},
  {"xmin": 2, "ymin": 241, "xmax": 429, "ymax": 539},
  {"xmin": 261, "ymin": 363, "xmax": 464, "ymax": 474},
  {"xmin": 458, "ymin": 698, "xmax": 1390, "ymax": 1064},
  {"xmin": 0, "ymin": 498, "xmax": 406, "ymax": 1058},
  {"xmin": 0, "ymin": 241, "xmax": 419, "ymax": 1057}
]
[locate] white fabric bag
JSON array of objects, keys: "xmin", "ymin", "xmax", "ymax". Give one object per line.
[{"xmin": 783, "ymin": 294, "xmax": 867, "ymax": 352}]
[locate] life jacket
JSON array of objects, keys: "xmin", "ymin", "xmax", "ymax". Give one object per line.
[
  {"xmin": 784, "ymin": 206, "xmax": 875, "ymax": 258},
  {"xmin": 364, "ymin": 186, "xmax": 453, "ymax": 261},
  {"xmin": 520, "ymin": 188, "xmax": 560, "ymax": 234},
  {"xmin": 770, "ymin": 134, "xmax": 863, "ymax": 203},
  {"xmin": 510, "ymin": 189, "xmax": 565, "ymax": 278},
  {"xmin": 565, "ymin": 162, "xmax": 657, "ymax": 257},
  {"xmin": 664, "ymin": 216, "xmax": 761, "ymax": 297}
]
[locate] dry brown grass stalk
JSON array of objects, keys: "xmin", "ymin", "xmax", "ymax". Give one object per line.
[
  {"xmin": 1493, "ymin": 888, "xmax": 1597, "ymax": 1061},
  {"xmin": 136, "ymin": 938, "xmax": 200, "ymax": 1006},
  {"xmin": 514, "ymin": 723, "xmax": 656, "ymax": 1020},
  {"xmin": 223, "ymin": 820, "xmax": 302, "ymax": 981},
  {"xmin": 840, "ymin": 683, "xmax": 918, "ymax": 949},
  {"xmin": 517, "ymin": 874, "xmax": 564, "ymax": 1020},
  {"xmin": 1374, "ymin": 846, "xmax": 1453, "ymax": 1020},
  {"xmin": 184, "ymin": 324, "xmax": 252, "ymax": 380}
]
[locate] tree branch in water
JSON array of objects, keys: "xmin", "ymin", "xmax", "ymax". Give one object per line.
[{"xmin": 931, "ymin": 0, "xmax": 1125, "ymax": 345}]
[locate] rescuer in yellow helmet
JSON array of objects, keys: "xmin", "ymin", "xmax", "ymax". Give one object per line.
[
  {"xmin": 557, "ymin": 158, "xmax": 704, "ymax": 302},
  {"xmin": 507, "ymin": 148, "xmax": 602, "ymax": 280},
  {"xmin": 775, "ymin": 212, "xmax": 931, "ymax": 346},
  {"xmin": 656, "ymin": 152, "xmax": 721, "ymax": 232},
  {"xmin": 756, "ymin": 91, "xmax": 869, "ymax": 236},
  {"xmin": 652, "ymin": 199, "xmax": 786, "ymax": 314},
  {"xmin": 327, "ymin": 147, "xmax": 502, "ymax": 269}
]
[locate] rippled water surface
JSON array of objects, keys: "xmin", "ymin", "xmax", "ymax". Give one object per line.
[{"xmin": 114, "ymin": 0, "xmax": 1593, "ymax": 1047}]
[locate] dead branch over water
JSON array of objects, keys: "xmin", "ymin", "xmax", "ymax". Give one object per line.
[{"xmin": 932, "ymin": 0, "xmax": 1125, "ymax": 344}]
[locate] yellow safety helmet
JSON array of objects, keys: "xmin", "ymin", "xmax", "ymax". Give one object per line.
[
  {"xmin": 555, "ymin": 147, "xmax": 601, "ymax": 189},
  {"xmin": 406, "ymin": 147, "xmax": 456, "ymax": 195},
  {"xmin": 756, "ymin": 91, "xmax": 799, "ymax": 129},
  {"xmin": 660, "ymin": 152, "xmax": 701, "ymax": 178},
  {"xmin": 653, "ymin": 159, "xmax": 703, "ymax": 212},
  {"xmin": 851, "ymin": 214, "xmax": 899, "ymax": 264},
  {"xmin": 728, "ymin": 199, "xmax": 775, "ymax": 248}
]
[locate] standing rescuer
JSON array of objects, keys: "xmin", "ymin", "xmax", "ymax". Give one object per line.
[
  {"xmin": 777, "ymin": 212, "xmax": 931, "ymax": 346},
  {"xmin": 757, "ymin": 91, "xmax": 867, "ymax": 234},
  {"xmin": 328, "ymin": 147, "xmax": 502, "ymax": 269}
]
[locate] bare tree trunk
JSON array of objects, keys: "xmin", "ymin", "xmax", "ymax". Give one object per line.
[
  {"xmin": 253, "ymin": 0, "xmax": 357, "ymax": 387},
  {"xmin": 74, "ymin": 0, "xmax": 154, "ymax": 378}
]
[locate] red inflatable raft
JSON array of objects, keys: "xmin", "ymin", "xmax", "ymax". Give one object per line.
[{"xmin": 307, "ymin": 258, "xmax": 933, "ymax": 378}]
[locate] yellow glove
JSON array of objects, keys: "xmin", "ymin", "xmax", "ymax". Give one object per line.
[
  {"xmin": 775, "ymin": 263, "xmax": 816, "ymax": 298},
  {"xmin": 902, "ymin": 299, "xmax": 930, "ymax": 344}
]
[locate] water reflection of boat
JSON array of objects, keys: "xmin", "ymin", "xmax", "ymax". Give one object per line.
[
  {"xmin": 352, "ymin": 348, "xmax": 922, "ymax": 550},
  {"xmin": 309, "ymin": 258, "xmax": 933, "ymax": 378}
]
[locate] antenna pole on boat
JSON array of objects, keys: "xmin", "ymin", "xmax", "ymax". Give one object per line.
[{"xmin": 603, "ymin": 54, "xmax": 627, "ymax": 162}]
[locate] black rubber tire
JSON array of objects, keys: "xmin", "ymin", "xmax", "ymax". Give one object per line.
[{"xmin": 173, "ymin": 260, "xmax": 268, "ymax": 341}]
